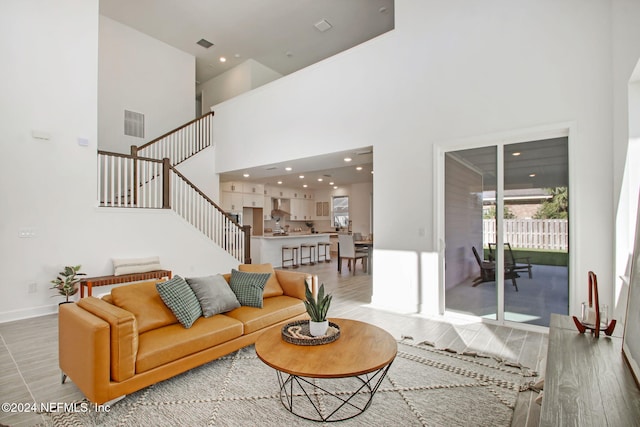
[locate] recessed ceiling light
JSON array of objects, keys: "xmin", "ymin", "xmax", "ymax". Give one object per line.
[
  {"xmin": 299, "ymin": 175, "xmax": 304, "ymax": 179},
  {"xmin": 333, "ymin": 186, "xmax": 338, "ymax": 189},
  {"xmin": 285, "ymin": 167, "xmax": 292, "ymax": 171},
  {"xmin": 317, "ymin": 178, "xmax": 323, "ymax": 182},
  {"xmin": 529, "ymin": 173, "xmax": 536, "ymax": 177},
  {"xmin": 344, "ymin": 157, "xmax": 352, "ymax": 162},
  {"xmin": 243, "ymin": 173, "xmax": 250, "ymax": 178},
  {"xmin": 303, "ymin": 184, "xmax": 308, "ymax": 188},
  {"xmin": 356, "ymin": 166, "xmax": 363, "ymax": 171},
  {"xmin": 329, "ymin": 182, "xmax": 334, "ymax": 185},
  {"xmin": 277, "ymin": 181, "xmax": 283, "ymax": 185},
  {"xmin": 371, "ymin": 170, "xmax": 374, "ymax": 174},
  {"xmin": 512, "ymin": 152, "xmax": 521, "ymax": 156},
  {"xmin": 196, "ymin": 39, "xmax": 214, "ymax": 49},
  {"xmin": 219, "ymin": 57, "xmax": 226, "ymax": 63}
]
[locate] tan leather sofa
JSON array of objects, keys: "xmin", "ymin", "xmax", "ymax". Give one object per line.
[{"xmin": 58, "ymin": 266, "xmax": 309, "ymax": 404}]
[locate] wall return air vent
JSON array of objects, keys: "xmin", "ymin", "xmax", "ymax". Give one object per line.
[{"xmin": 124, "ymin": 110, "xmax": 145, "ymax": 138}]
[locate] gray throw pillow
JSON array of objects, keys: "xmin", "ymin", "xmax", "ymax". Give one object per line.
[
  {"xmin": 185, "ymin": 274, "xmax": 241, "ymax": 317},
  {"xmin": 229, "ymin": 269, "xmax": 271, "ymax": 308},
  {"xmin": 155, "ymin": 275, "xmax": 202, "ymax": 328}
]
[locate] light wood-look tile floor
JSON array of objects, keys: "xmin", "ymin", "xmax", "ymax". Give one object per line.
[{"xmin": 0, "ymin": 260, "xmax": 547, "ymax": 426}]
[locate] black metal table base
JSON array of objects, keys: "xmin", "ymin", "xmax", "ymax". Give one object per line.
[{"xmin": 275, "ymin": 363, "xmax": 392, "ymax": 422}]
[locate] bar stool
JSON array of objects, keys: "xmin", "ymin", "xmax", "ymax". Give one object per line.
[
  {"xmin": 282, "ymin": 245, "xmax": 299, "ymax": 269},
  {"xmin": 300, "ymin": 243, "xmax": 316, "ymax": 265},
  {"xmin": 317, "ymin": 241, "xmax": 331, "ymax": 263}
]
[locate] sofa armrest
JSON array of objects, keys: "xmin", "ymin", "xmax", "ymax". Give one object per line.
[
  {"xmin": 77, "ymin": 297, "xmax": 138, "ymax": 382},
  {"xmin": 274, "ymin": 270, "xmax": 309, "ymax": 300},
  {"xmin": 59, "ymin": 303, "xmax": 112, "ymax": 404}
]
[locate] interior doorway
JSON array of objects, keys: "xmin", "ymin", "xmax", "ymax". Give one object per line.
[{"xmin": 443, "ymin": 137, "xmax": 569, "ymax": 327}]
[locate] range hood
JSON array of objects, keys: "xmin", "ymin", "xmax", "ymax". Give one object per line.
[{"xmin": 271, "ymin": 198, "xmax": 290, "ymax": 218}]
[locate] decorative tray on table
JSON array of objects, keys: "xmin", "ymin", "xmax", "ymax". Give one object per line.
[{"xmin": 281, "ymin": 320, "xmax": 341, "ymax": 346}]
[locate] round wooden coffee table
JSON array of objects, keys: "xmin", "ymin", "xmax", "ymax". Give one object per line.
[{"xmin": 255, "ymin": 318, "xmax": 397, "ymax": 422}]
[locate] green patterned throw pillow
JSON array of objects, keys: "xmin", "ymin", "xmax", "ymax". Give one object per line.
[
  {"xmin": 156, "ymin": 275, "xmax": 203, "ymax": 328},
  {"xmin": 229, "ymin": 269, "xmax": 271, "ymax": 308}
]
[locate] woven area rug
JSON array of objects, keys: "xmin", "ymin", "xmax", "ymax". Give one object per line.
[{"xmin": 42, "ymin": 339, "xmax": 538, "ymax": 426}]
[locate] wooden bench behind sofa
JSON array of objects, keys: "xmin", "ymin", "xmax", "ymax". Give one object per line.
[{"xmin": 79, "ymin": 270, "xmax": 172, "ymax": 297}]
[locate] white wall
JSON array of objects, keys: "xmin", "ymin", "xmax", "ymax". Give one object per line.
[
  {"xmin": 445, "ymin": 154, "xmax": 483, "ymax": 289},
  {"xmin": 198, "ymin": 59, "xmax": 282, "ymax": 111},
  {"xmin": 0, "ymin": 1, "xmax": 237, "ymax": 322},
  {"xmin": 98, "ymin": 16, "xmax": 195, "ymax": 153},
  {"xmin": 212, "ymin": 0, "xmax": 636, "ymax": 315}
]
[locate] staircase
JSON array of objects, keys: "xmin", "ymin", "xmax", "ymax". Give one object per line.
[{"xmin": 96, "ymin": 111, "xmax": 251, "ymax": 263}]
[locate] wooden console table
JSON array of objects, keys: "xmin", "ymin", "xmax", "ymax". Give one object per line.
[
  {"xmin": 79, "ymin": 270, "xmax": 172, "ymax": 297},
  {"xmin": 540, "ymin": 314, "xmax": 640, "ymax": 426}
]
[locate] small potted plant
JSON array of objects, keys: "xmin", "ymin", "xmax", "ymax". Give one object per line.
[
  {"xmin": 304, "ymin": 282, "xmax": 332, "ymax": 336},
  {"xmin": 50, "ymin": 265, "xmax": 85, "ymax": 304}
]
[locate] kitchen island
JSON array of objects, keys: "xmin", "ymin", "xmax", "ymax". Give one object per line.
[{"xmin": 251, "ymin": 233, "xmax": 331, "ymax": 267}]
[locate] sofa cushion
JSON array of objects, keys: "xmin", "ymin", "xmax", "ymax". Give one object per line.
[
  {"xmin": 229, "ymin": 269, "xmax": 271, "ymax": 308},
  {"xmin": 185, "ymin": 274, "xmax": 240, "ymax": 317},
  {"xmin": 224, "ymin": 295, "xmax": 306, "ymax": 334},
  {"xmin": 111, "ymin": 280, "xmax": 178, "ymax": 334},
  {"xmin": 112, "ymin": 256, "xmax": 162, "ymax": 276},
  {"xmin": 136, "ymin": 315, "xmax": 244, "ymax": 373},
  {"xmin": 238, "ymin": 263, "xmax": 284, "ymax": 298},
  {"xmin": 156, "ymin": 276, "xmax": 202, "ymax": 328}
]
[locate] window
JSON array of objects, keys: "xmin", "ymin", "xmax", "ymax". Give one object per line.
[{"xmin": 332, "ymin": 196, "xmax": 349, "ymax": 228}]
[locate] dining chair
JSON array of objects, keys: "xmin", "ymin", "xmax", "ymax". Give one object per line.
[{"xmin": 338, "ymin": 234, "xmax": 368, "ymax": 274}]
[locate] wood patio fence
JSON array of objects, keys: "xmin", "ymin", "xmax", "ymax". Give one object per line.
[{"xmin": 483, "ymin": 219, "xmax": 568, "ymax": 251}]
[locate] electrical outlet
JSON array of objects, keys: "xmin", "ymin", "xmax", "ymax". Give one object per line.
[{"xmin": 28, "ymin": 282, "xmax": 37, "ymax": 294}]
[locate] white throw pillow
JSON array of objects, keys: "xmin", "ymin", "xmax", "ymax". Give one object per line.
[{"xmin": 112, "ymin": 256, "xmax": 162, "ymax": 276}]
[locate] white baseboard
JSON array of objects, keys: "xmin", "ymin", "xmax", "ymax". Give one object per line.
[{"xmin": 0, "ymin": 304, "xmax": 58, "ymax": 324}]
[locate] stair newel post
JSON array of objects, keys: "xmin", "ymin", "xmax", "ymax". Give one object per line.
[
  {"xmin": 242, "ymin": 225, "xmax": 252, "ymax": 264},
  {"xmin": 162, "ymin": 158, "xmax": 171, "ymax": 209},
  {"xmin": 130, "ymin": 145, "xmax": 138, "ymax": 206}
]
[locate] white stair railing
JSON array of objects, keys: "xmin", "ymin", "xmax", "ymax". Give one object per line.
[{"xmin": 96, "ymin": 149, "xmax": 249, "ymax": 263}]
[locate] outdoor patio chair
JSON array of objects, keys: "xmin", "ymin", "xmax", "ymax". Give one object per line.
[
  {"xmin": 472, "ymin": 246, "xmax": 519, "ymax": 291},
  {"xmin": 488, "ymin": 243, "xmax": 533, "ymax": 279}
]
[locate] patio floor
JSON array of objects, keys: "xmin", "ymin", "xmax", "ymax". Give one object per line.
[{"xmin": 445, "ymin": 264, "xmax": 569, "ymax": 327}]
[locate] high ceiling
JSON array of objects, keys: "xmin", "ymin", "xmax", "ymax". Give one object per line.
[
  {"xmin": 100, "ymin": 0, "xmax": 395, "ymax": 84},
  {"xmin": 100, "ymin": 1, "xmax": 391, "ymax": 190}
]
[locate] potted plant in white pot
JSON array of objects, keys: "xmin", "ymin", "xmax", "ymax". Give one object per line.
[
  {"xmin": 304, "ymin": 282, "xmax": 332, "ymax": 336},
  {"xmin": 50, "ymin": 265, "xmax": 85, "ymax": 304}
]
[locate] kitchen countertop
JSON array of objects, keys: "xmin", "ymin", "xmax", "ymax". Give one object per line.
[{"xmin": 255, "ymin": 233, "xmax": 331, "ymax": 239}]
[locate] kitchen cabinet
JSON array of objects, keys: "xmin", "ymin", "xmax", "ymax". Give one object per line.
[
  {"xmin": 221, "ymin": 192, "xmax": 243, "ymax": 212},
  {"xmin": 220, "ymin": 182, "xmax": 242, "ymax": 192},
  {"xmin": 243, "ymin": 193, "xmax": 263, "ymax": 208},
  {"xmin": 290, "ymin": 199, "xmax": 314, "ymax": 220},
  {"xmin": 242, "ymin": 183, "xmax": 264, "ymax": 195}
]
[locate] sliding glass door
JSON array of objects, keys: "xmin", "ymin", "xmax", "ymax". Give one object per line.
[{"xmin": 444, "ymin": 137, "xmax": 569, "ymax": 327}]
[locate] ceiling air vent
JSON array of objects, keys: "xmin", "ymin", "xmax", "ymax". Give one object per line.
[
  {"xmin": 124, "ymin": 110, "xmax": 144, "ymax": 138},
  {"xmin": 197, "ymin": 38, "xmax": 214, "ymax": 49}
]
